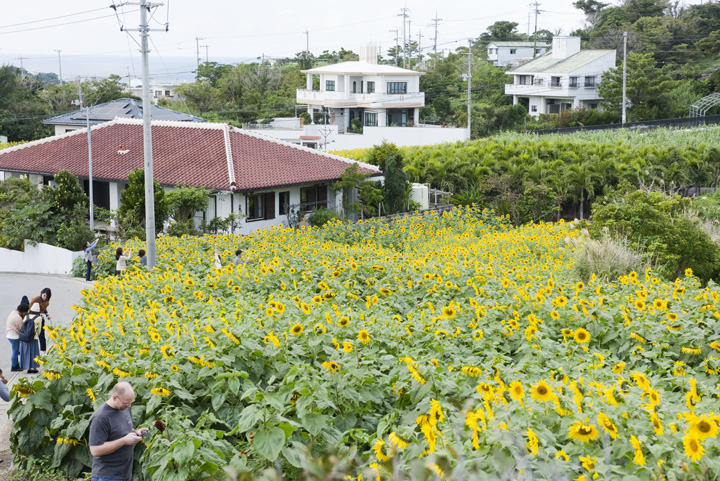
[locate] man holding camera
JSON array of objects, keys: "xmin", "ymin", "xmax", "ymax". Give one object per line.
[{"xmin": 89, "ymin": 382, "xmax": 147, "ymax": 481}]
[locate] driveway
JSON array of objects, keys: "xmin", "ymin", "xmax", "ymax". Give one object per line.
[{"xmin": 0, "ymin": 273, "xmax": 88, "ymax": 374}]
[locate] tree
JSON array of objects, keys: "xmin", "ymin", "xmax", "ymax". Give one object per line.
[
  {"xmin": 48, "ymin": 169, "xmax": 88, "ymax": 218},
  {"xmin": 118, "ymin": 169, "xmax": 168, "ymax": 237},
  {"xmin": 166, "ymin": 185, "xmax": 209, "ymax": 236},
  {"xmin": 196, "ymin": 62, "xmax": 232, "ymax": 87},
  {"xmin": 598, "ymin": 52, "xmax": 678, "ymax": 121},
  {"xmin": 175, "ymin": 80, "xmax": 221, "ymax": 115},
  {"xmin": 480, "ymin": 21, "xmax": 524, "ymax": 41},
  {"xmin": 294, "ymin": 51, "xmax": 315, "ymax": 70},
  {"xmin": 368, "ymin": 142, "xmax": 409, "ymax": 215},
  {"xmin": 81, "ymin": 74, "xmax": 133, "ymax": 105},
  {"xmin": 331, "ymin": 163, "xmax": 372, "ymax": 217}
]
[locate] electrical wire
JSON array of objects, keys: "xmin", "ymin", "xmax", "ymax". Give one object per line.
[
  {"xmin": 0, "ymin": 10, "xmax": 138, "ymax": 36},
  {"xmin": 0, "ymin": 7, "xmax": 110, "ymax": 29}
]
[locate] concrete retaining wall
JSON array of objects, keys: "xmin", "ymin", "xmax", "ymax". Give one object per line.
[{"xmin": 0, "ymin": 240, "xmax": 83, "ymax": 275}]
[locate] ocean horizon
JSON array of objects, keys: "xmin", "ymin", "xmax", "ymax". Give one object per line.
[{"xmin": 0, "ymin": 54, "xmax": 263, "ymax": 85}]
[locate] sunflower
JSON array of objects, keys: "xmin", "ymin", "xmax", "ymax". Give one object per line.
[
  {"xmin": 689, "ymin": 415, "xmax": 718, "ymax": 440},
  {"xmin": 442, "ymin": 306, "xmax": 456, "ymax": 318},
  {"xmin": 579, "ymin": 456, "xmax": 596, "ymax": 470},
  {"xmin": 343, "ymin": 341, "xmax": 353, "ymax": 353},
  {"xmin": 597, "ymin": 412, "xmax": 619, "ymax": 440},
  {"xmin": 651, "ymin": 412, "xmax": 663, "ymax": 436},
  {"xmin": 554, "ymin": 296, "xmax": 568, "ymax": 307},
  {"xmin": 358, "ymin": 329, "xmax": 370, "ymax": 343},
  {"xmin": 569, "ymin": 422, "xmax": 599, "ymax": 442},
  {"xmin": 300, "ymin": 302, "xmax": 311, "ymax": 314},
  {"xmin": 379, "ymin": 287, "xmax": 391, "ymax": 295},
  {"xmin": 338, "ymin": 317, "xmax": 350, "ymax": 327},
  {"xmin": 530, "ymin": 380, "xmax": 555, "ymax": 402},
  {"xmin": 321, "ymin": 361, "xmax": 341, "ymax": 373},
  {"xmin": 509, "ymin": 381, "xmax": 524, "ymax": 402},
  {"xmin": 151, "ymin": 387, "xmax": 170, "ymax": 397},
  {"xmin": 290, "ymin": 323, "xmax": 304, "ymax": 335},
  {"xmin": 555, "ymin": 449, "xmax": 569, "ymax": 462},
  {"xmin": 322, "ymin": 291, "xmax": 335, "ymax": 300},
  {"xmin": 550, "ymin": 310, "xmax": 560, "ymax": 319},
  {"xmin": 318, "ymin": 281, "xmax": 330, "ymax": 290},
  {"xmin": 526, "ymin": 428, "xmax": 539, "ymax": 455},
  {"xmin": 685, "ymin": 267, "xmax": 693, "ymax": 277},
  {"xmin": 574, "ymin": 328, "xmax": 590, "ymax": 343},
  {"xmin": 635, "ymin": 300, "xmax": 646, "ymax": 311},
  {"xmin": 630, "ymin": 435, "xmax": 645, "ymax": 466},
  {"xmin": 612, "ymin": 362, "xmax": 625, "ymax": 374},
  {"xmin": 561, "ymin": 328, "xmax": 573, "ymax": 338},
  {"xmin": 684, "ymin": 434, "xmax": 704, "ymax": 462},
  {"xmin": 160, "ymin": 345, "xmax": 174, "ymax": 360}
]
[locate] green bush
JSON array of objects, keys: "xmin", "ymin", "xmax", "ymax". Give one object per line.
[
  {"xmin": 590, "ymin": 190, "xmax": 720, "ymax": 282},
  {"xmin": 307, "ymin": 208, "xmax": 340, "ymax": 227}
]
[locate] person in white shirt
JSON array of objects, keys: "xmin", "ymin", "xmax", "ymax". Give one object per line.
[
  {"xmin": 115, "ymin": 247, "xmax": 131, "ymax": 276},
  {"xmin": 6, "ymin": 302, "xmax": 29, "ymax": 371}
]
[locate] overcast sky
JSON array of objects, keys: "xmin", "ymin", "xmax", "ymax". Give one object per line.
[{"xmin": 0, "ymin": 0, "xmax": 705, "ymax": 80}]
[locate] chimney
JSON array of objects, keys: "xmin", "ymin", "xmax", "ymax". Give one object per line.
[
  {"xmin": 359, "ymin": 45, "xmax": 378, "ymax": 64},
  {"xmin": 552, "ymin": 36, "xmax": 581, "ymax": 60}
]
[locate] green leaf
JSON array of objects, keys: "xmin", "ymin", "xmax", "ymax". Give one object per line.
[
  {"xmin": 282, "ymin": 442, "xmax": 306, "ymax": 468},
  {"xmin": 253, "ymin": 426, "xmax": 285, "ymax": 462},
  {"xmin": 301, "ymin": 413, "xmax": 327, "ymax": 437},
  {"xmin": 212, "ymin": 389, "xmax": 228, "ymax": 411},
  {"xmin": 228, "ymin": 376, "xmax": 240, "ymax": 396},
  {"xmin": 236, "ymin": 405, "xmax": 261, "ymax": 433},
  {"xmin": 174, "ymin": 440, "xmax": 196, "ymax": 465}
]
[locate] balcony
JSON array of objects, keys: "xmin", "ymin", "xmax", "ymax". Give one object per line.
[{"xmin": 296, "ymin": 89, "xmax": 424, "ymax": 108}]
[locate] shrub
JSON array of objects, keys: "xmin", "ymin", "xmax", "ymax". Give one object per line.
[
  {"xmin": 573, "ymin": 231, "xmax": 650, "ymax": 282},
  {"xmin": 590, "ymin": 190, "xmax": 720, "ymax": 281},
  {"xmin": 307, "ymin": 208, "xmax": 340, "ymax": 227}
]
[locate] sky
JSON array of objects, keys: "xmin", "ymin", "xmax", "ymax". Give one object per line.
[{"xmin": 0, "ymin": 0, "xmax": 706, "ymax": 82}]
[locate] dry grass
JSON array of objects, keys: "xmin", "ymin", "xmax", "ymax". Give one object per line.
[{"xmin": 573, "ymin": 232, "xmax": 650, "ymax": 283}]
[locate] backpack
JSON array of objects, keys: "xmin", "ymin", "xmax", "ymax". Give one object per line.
[{"xmin": 18, "ymin": 314, "xmax": 40, "ymax": 342}]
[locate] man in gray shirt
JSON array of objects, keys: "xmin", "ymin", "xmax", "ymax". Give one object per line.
[
  {"xmin": 233, "ymin": 249, "xmax": 246, "ymax": 266},
  {"xmin": 89, "ymin": 382, "xmax": 147, "ymax": 481}
]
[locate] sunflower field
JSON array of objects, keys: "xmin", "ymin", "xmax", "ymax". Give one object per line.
[{"xmin": 9, "ymin": 206, "xmax": 720, "ymax": 481}]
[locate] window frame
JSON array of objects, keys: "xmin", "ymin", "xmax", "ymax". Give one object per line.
[
  {"xmin": 510, "ymin": 48, "xmax": 517, "ymax": 54},
  {"xmin": 246, "ymin": 192, "xmax": 276, "ymax": 222},
  {"xmin": 279, "ymin": 191, "xmax": 290, "ymax": 215},
  {"xmin": 584, "ymin": 76, "xmax": 596, "ymax": 87},
  {"xmin": 364, "ymin": 112, "xmax": 378, "ymax": 127},
  {"xmin": 325, "ymin": 80, "xmax": 336, "ymax": 91},
  {"xmin": 300, "ymin": 185, "xmax": 328, "ymax": 212},
  {"xmin": 367, "ymin": 81, "xmax": 375, "ymax": 93},
  {"xmin": 387, "ymin": 82, "xmax": 407, "ymax": 94}
]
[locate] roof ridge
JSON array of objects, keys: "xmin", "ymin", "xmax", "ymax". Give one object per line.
[{"xmin": 223, "ymin": 123, "xmax": 237, "ymax": 191}]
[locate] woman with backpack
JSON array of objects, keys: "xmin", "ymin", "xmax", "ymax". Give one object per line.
[
  {"xmin": 29, "ymin": 287, "xmax": 51, "ymax": 354},
  {"xmin": 19, "ymin": 303, "xmax": 42, "ymax": 374}
]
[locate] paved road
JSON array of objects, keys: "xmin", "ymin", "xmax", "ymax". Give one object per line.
[{"xmin": 0, "ymin": 273, "xmax": 89, "ymax": 374}]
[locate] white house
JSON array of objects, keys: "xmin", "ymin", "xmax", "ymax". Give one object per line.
[
  {"xmin": 486, "ymin": 41, "xmax": 549, "ymax": 67},
  {"xmin": 127, "ymin": 81, "xmax": 183, "ymax": 104},
  {"xmin": 0, "ymin": 118, "xmax": 381, "ymax": 235},
  {"xmin": 265, "ymin": 45, "xmax": 468, "ymax": 150},
  {"xmin": 44, "ymin": 98, "xmax": 205, "ymax": 136},
  {"xmin": 504, "ymin": 36, "xmax": 616, "ymax": 116}
]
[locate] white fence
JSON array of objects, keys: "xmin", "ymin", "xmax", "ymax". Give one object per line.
[{"xmin": 0, "ymin": 240, "xmax": 83, "ymax": 275}]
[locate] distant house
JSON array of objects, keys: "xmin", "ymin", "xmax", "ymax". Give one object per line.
[
  {"xmin": 504, "ymin": 37, "xmax": 616, "ymax": 117},
  {"xmin": 43, "ymin": 98, "xmax": 206, "ymax": 136},
  {"xmin": 126, "ymin": 82, "xmax": 182, "ymax": 104},
  {"xmin": 486, "ymin": 41, "xmax": 550, "ymax": 67},
  {"xmin": 270, "ymin": 45, "xmax": 468, "ymax": 150},
  {"xmin": 0, "ymin": 118, "xmax": 381, "ymax": 234}
]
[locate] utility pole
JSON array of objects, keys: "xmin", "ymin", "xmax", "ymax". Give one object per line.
[
  {"xmin": 622, "ymin": 31, "xmax": 627, "ymax": 125},
  {"xmin": 195, "ymin": 35, "xmax": 204, "ymax": 70},
  {"xmin": 136, "ymin": 0, "xmax": 165, "ymax": 269},
  {"xmin": 467, "ymin": 39, "xmax": 472, "ymax": 140},
  {"xmin": 15, "ymin": 55, "xmax": 28, "ymax": 79},
  {"xmin": 78, "ymin": 80, "xmax": 94, "ymax": 232},
  {"xmin": 530, "ymin": 1, "xmax": 541, "ymax": 58},
  {"xmin": 54, "ymin": 50, "xmax": 63, "ymax": 84},
  {"xmin": 126, "ymin": 67, "xmax": 133, "ymax": 88},
  {"xmin": 202, "ymin": 44, "xmax": 209, "ymax": 63},
  {"xmin": 430, "ymin": 12, "xmax": 442, "ymax": 67},
  {"xmin": 389, "ymin": 29, "xmax": 399, "ymax": 66},
  {"xmin": 398, "ymin": 7, "xmax": 410, "ymax": 68},
  {"xmin": 304, "ymin": 28, "xmax": 310, "ymax": 54},
  {"xmin": 408, "ymin": 20, "xmax": 412, "ymax": 67}
]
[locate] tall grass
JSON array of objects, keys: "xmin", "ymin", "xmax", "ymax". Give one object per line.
[{"xmin": 573, "ymin": 232, "xmax": 650, "ymax": 282}]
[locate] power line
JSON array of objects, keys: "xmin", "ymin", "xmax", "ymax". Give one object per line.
[
  {"xmin": 0, "ymin": 10, "xmax": 138, "ymax": 36},
  {"xmin": 0, "ymin": 7, "xmax": 110, "ymax": 29}
]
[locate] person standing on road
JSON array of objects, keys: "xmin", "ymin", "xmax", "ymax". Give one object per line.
[
  {"xmin": 19, "ymin": 302, "xmax": 42, "ymax": 374},
  {"xmin": 6, "ymin": 302, "xmax": 29, "ymax": 371},
  {"xmin": 115, "ymin": 248, "xmax": 131, "ymax": 276},
  {"xmin": 29, "ymin": 287, "xmax": 51, "ymax": 354},
  {"xmin": 84, "ymin": 239, "xmax": 98, "ymax": 281},
  {"xmin": 89, "ymin": 382, "xmax": 147, "ymax": 481},
  {"xmin": 0, "ymin": 370, "xmax": 10, "ymax": 401}
]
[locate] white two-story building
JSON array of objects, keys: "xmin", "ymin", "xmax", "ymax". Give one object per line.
[
  {"xmin": 505, "ymin": 36, "xmax": 616, "ymax": 116},
  {"xmin": 298, "ymin": 46, "xmax": 424, "ymax": 130},
  {"xmin": 486, "ymin": 41, "xmax": 549, "ymax": 68}
]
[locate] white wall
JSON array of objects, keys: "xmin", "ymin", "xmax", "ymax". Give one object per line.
[
  {"xmin": 329, "ymin": 126, "xmax": 468, "ymax": 150},
  {"xmin": 0, "ymin": 240, "xmax": 83, "ymax": 275}
]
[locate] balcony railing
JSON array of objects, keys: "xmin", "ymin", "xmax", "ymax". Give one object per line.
[{"xmin": 296, "ymin": 89, "xmax": 424, "ymax": 105}]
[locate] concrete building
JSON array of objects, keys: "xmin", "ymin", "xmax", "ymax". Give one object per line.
[
  {"xmin": 486, "ymin": 41, "xmax": 549, "ymax": 67},
  {"xmin": 504, "ymin": 37, "xmax": 616, "ymax": 116}
]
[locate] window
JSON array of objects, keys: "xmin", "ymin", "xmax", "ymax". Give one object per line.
[
  {"xmin": 279, "ymin": 191, "xmax": 290, "ymax": 215},
  {"xmin": 569, "ymin": 77, "xmax": 578, "ymax": 88},
  {"xmin": 387, "ymin": 82, "xmax": 407, "ymax": 94},
  {"xmin": 164, "ymin": 90, "xmax": 171, "ymax": 96},
  {"xmin": 326, "ymin": 80, "xmax": 335, "ymax": 91},
  {"xmin": 365, "ymin": 112, "xmax": 378, "ymax": 126},
  {"xmin": 300, "ymin": 186, "xmax": 327, "ymax": 212},
  {"xmin": 367, "ymin": 81, "xmax": 375, "ymax": 93},
  {"xmin": 246, "ymin": 192, "xmax": 275, "ymax": 221},
  {"xmin": 531, "ymin": 105, "xmax": 537, "ymax": 112},
  {"xmin": 352, "ymin": 81, "xmax": 357, "ymax": 93},
  {"xmin": 154, "ymin": 90, "xmax": 162, "ymax": 97},
  {"xmin": 510, "ymin": 49, "xmax": 517, "ymax": 54},
  {"xmin": 584, "ymin": 76, "xmax": 596, "ymax": 87},
  {"xmin": 588, "ymin": 103, "xmax": 598, "ymax": 109},
  {"xmin": 551, "ymin": 76, "xmax": 561, "ymax": 87}
]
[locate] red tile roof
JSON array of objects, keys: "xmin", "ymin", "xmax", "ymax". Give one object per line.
[{"xmin": 0, "ymin": 119, "xmax": 380, "ymax": 191}]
